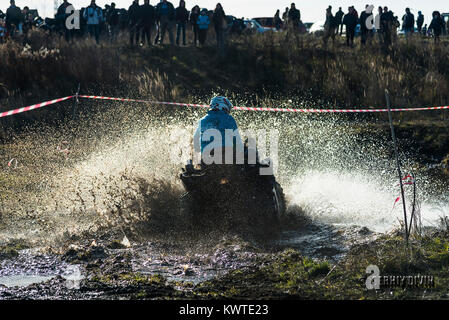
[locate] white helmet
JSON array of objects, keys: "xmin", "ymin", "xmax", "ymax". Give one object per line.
[{"xmin": 209, "ymin": 96, "xmax": 233, "ymax": 113}]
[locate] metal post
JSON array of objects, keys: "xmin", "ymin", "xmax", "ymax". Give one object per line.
[
  {"xmin": 385, "ymin": 89, "xmax": 409, "ymax": 245},
  {"xmin": 72, "ymin": 83, "xmax": 80, "ymax": 117},
  {"xmin": 408, "ymin": 172, "xmax": 417, "ymax": 236}
]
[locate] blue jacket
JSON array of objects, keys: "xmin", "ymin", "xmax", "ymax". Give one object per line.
[
  {"xmin": 83, "ymin": 5, "xmax": 103, "ymax": 25},
  {"xmin": 197, "ymin": 14, "xmax": 210, "ymax": 30},
  {"xmin": 194, "ymin": 110, "xmax": 243, "ymax": 153}
]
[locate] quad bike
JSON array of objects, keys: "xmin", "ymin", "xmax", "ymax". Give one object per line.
[{"xmin": 179, "ymin": 143, "xmax": 286, "ymax": 235}]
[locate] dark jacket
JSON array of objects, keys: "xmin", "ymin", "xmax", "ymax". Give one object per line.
[
  {"xmin": 175, "ymin": 6, "xmax": 189, "ymax": 24},
  {"xmin": 403, "ymin": 13, "xmax": 415, "ymax": 29},
  {"xmin": 343, "ymin": 13, "xmax": 357, "ymax": 29},
  {"xmin": 380, "ymin": 11, "xmax": 394, "ymax": 31},
  {"xmin": 324, "ymin": 13, "xmax": 336, "ymax": 30},
  {"xmin": 429, "ymin": 17, "xmax": 444, "ymax": 36},
  {"xmin": 106, "ymin": 7, "xmax": 119, "ymax": 26},
  {"xmin": 128, "ymin": 2, "xmax": 142, "ymax": 25},
  {"xmin": 190, "ymin": 9, "xmax": 200, "ymax": 26},
  {"xmin": 288, "ymin": 8, "xmax": 300, "ymax": 23},
  {"xmin": 56, "ymin": 2, "xmax": 72, "ymax": 19},
  {"xmin": 6, "ymin": 5, "xmax": 23, "ymax": 27},
  {"xmin": 156, "ymin": 1, "xmax": 175, "ymax": 21},
  {"xmin": 417, "ymin": 14, "xmax": 424, "ymax": 27},
  {"xmin": 335, "ymin": 10, "xmax": 344, "ymax": 24},
  {"xmin": 56, "ymin": 2, "xmax": 72, "ymax": 28},
  {"xmin": 212, "ymin": 7, "xmax": 226, "ymax": 28},
  {"xmin": 141, "ymin": 3, "xmax": 156, "ymax": 26}
]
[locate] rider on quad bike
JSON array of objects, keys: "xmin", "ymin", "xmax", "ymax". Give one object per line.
[
  {"xmin": 181, "ymin": 96, "xmax": 286, "ymax": 235},
  {"xmin": 193, "ymin": 96, "xmax": 244, "ymax": 165}
]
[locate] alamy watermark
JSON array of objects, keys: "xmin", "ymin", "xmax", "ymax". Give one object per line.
[
  {"xmin": 365, "ymin": 265, "xmax": 435, "ymax": 290},
  {"xmin": 65, "ymin": 5, "xmax": 80, "ymax": 30},
  {"xmin": 169, "ymin": 128, "xmax": 279, "ymax": 176}
]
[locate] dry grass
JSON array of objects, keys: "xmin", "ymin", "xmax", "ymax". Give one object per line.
[{"xmin": 1, "ymin": 29, "xmax": 449, "ymax": 125}]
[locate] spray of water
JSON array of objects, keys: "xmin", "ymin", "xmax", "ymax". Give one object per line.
[{"xmin": 0, "ymin": 97, "xmax": 447, "ymax": 247}]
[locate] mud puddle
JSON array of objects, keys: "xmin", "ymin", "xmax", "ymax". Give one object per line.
[{"xmin": 0, "ymin": 249, "xmax": 84, "ymax": 289}]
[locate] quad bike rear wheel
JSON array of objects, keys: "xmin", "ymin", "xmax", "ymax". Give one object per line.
[{"xmin": 273, "ymin": 182, "xmax": 286, "ymax": 223}]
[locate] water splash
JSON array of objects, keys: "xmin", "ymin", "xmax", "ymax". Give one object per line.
[
  {"xmin": 286, "ymin": 170, "xmax": 448, "ymax": 233},
  {"xmin": 1, "ymin": 98, "xmax": 447, "ymax": 246}
]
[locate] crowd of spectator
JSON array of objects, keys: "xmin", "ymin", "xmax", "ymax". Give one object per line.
[
  {"xmin": 1, "ymin": 0, "xmax": 448, "ymax": 47},
  {"xmin": 0, "ymin": 0, "xmax": 245, "ymax": 46},
  {"xmin": 322, "ymin": 5, "xmax": 449, "ymax": 47}
]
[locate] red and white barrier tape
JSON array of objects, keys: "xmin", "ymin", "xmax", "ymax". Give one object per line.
[
  {"xmin": 0, "ymin": 96, "xmax": 74, "ymax": 118},
  {"xmin": 78, "ymin": 95, "xmax": 210, "ymax": 108},
  {"xmin": 2, "ymin": 94, "xmax": 449, "ymax": 119},
  {"xmin": 233, "ymin": 106, "xmax": 449, "ymax": 113},
  {"xmin": 78, "ymin": 95, "xmax": 449, "ymax": 113}
]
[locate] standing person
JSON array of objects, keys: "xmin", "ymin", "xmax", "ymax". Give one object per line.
[
  {"xmin": 141, "ymin": 0, "xmax": 156, "ymax": 46},
  {"xmin": 106, "ymin": 2, "xmax": 120, "ymax": 43},
  {"xmin": 343, "ymin": 6, "xmax": 357, "ymax": 47},
  {"xmin": 128, "ymin": 0, "xmax": 142, "ymax": 46},
  {"xmin": 402, "ymin": 8, "xmax": 415, "ymax": 37},
  {"xmin": 153, "ymin": 0, "xmax": 161, "ymax": 44},
  {"xmin": 376, "ymin": 6, "xmax": 383, "ymax": 43},
  {"xmin": 175, "ymin": 0, "xmax": 189, "ymax": 46},
  {"xmin": 274, "ymin": 10, "xmax": 282, "ymax": 30},
  {"xmin": 282, "ymin": 7, "xmax": 289, "ymax": 27},
  {"xmin": 380, "ymin": 7, "xmax": 394, "ymax": 47},
  {"xmin": 155, "ymin": 0, "xmax": 175, "ymax": 45},
  {"xmin": 359, "ymin": 4, "xmax": 373, "ymax": 45},
  {"xmin": 287, "ymin": 3, "xmax": 300, "ymax": 32},
  {"xmin": 56, "ymin": 0, "xmax": 74, "ymax": 42},
  {"xmin": 417, "ymin": 11, "xmax": 424, "ymax": 33},
  {"xmin": 334, "ymin": 7, "xmax": 344, "ymax": 35},
  {"xmin": 323, "ymin": 6, "xmax": 336, "ymax": 46},
  {"xmin": 197, "ymin": 8, "xmax": 210, "ymax": 46},
  {"xmin": 83, "ymin": 0, "xmax": 103, "ymax": 44},
  {"xmin": 22, "ymin": 6, "xmax": 34, "ymax": 34},
  {"xmin": 5, "ymin": 0, "xmax": 23, "ymax": 37},
  {"xmin": 212, "ymin": 3, "xmax": 226, "ymax": 47},
  {"xmin": 429, "ymin": 11, "xmax": 444, "ymax": 43},
  {"xmin": 392, "ymin": 15, "xmax": 400, "ymax": 42},
  {"xmin": 190, "ymin": 5, "xmax": 200, "ymax": 45}
]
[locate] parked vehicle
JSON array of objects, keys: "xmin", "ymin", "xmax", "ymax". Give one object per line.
[
  {"xmin": 225, "ymin": 15, "xmax": 237, "ymax": 29},
  {"xmin": 252, "ymin": 17, "xmax": 275, "ymax": 29},
  {"xmin": 243, "ymin": 19, "xmax": 276, "ymax": 33}
]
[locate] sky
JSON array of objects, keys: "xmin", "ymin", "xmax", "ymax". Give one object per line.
[{"xmin": 1, "ymin": 0, "xmax": 448, "ymax": 25}]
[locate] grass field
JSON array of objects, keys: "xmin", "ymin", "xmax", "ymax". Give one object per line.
[{"xmin": 2, "ymin": 30, "xmax": 449, "ymax": 108}]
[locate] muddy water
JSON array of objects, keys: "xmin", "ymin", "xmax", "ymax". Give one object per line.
[
  {"xmin": 0, "ymin": 99, "xmax": 448, "ymax": 295},
  {"xmin": 0, "ymin": 249, "xmax": 84, "ymax": 289}
]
